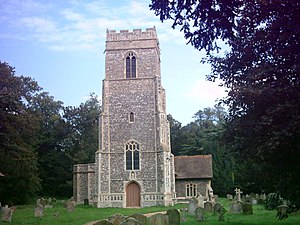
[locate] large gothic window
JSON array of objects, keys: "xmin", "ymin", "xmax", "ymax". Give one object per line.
[
  {"xmin": 125, "ymin": 52, "xmax": 136, "ymax": 78},
  {"xmin": 186, "ymin": 183, "xmax": 197, "ymax": 197},
  {"xmin": 125, "ymin": 141, "xmax": 140, "ymax": 170}
]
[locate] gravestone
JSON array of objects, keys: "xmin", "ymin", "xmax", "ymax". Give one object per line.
[
  {"xmin": 166, "ymin": 208, "xmax": 180, "ymax": 225},
  {"xmin": 230, "ymin": 201, "xmax": 242, "ymax": 214},
  {"xmin": 94, "ymin": 219, "xmax": 113, "ymax": 225},
  {"xmin": 197, "ymin": 194, "xmax": 204, "ymax": 208},
  {"xmin": 227, "ymin": 194, "xmax": 233, "ymax": 201},
  {"xmin": 40, "ymin": 198, "xmax": 47, "ymax": 207},
  {"xmin": 234, "ymin": 188, "xmax": 243, "ymax": 202},
  {"xmin": 180, "ymin": 208, "xmax": 187, "ymax": 222},
  {"xmin": 0, "ymin": 202, "xmax": 2, "ymax": 213},
  {"xmin": 34, "ymin": 204, "xmax": 44, "ymax": 217},
  {"xmin": 251, "ymin": 199, "xmax": 258, "ymax": 205},
  {"xmin": 45, "ymin": 197, "xmax": 53, "ymax": 208},
  {"xmin": 129, "ymin": 213, "xmax": 147, "ymax": 225},
  {"xmin": 277, "ymin": 205, "xmax": 288, "ymax": 220},
  {"xmin": 66, "ymin": 201, "xmax": 74, "ymax": 212},
  {"xmin": 218, "ymin": 206, "xmax": 227, "ymax": 222},
  {"xmin": 188, "ymin": 197, "xmax": 198, "ymax": 215},
  {"xmin": 204, "ymin": 201, "xmax": 213, "ymax": 212},
  {"xmin": 195, "ymin": 207, "xmax": 205, "ymax": 222},
  {"xmin": 213, "ymin": 202, "xmax": 222, "ymax": 215},
  {"xmin": 120, "ymin": 217, "xmax": 142, "ymax": 225},
  {"xmin": 242, "ymin": 202, "xmax": 253, "ymax": 215},
  {"xmin": 214, "ymin": 194, "xmax": 219, "ymax": 203},
  {"xmin": 2, "ymin": 205, "xmax": 14, "ymax": 222},
  {"xmin": 108, "ymin": 213, "xmax": 126, "ymax": 225},
  {"xmin": 148, "ymin": 213, "xmax": 169, "ymax": 225}
]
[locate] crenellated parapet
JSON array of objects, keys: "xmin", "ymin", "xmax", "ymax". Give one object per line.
[{"xmin": 106, "ymin": 27, "xmax": 158, "ymax": 42}]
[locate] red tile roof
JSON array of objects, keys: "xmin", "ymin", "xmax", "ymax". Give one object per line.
[{"xmin": 174, "ymin": 155, "xmax": 213, "ymax": 179}]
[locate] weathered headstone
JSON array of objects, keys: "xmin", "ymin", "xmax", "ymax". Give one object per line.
[
  {"xmin": 148, "ymin": 213, "xmax": 169, "ymax": 225},
  {"xmin": 230, "ymin": 201, "xmax": 242, "ymax": 214},
  {"xmin": 2, "ymin": 205, "xmax": 14, "ymax": 222},
  {"xmin": 213, "ymin": 202, "xmax": 222, "ymax": 215},
  {"xmin": 120, "ymin": 217, "xmax": 142, "ymax": 225},
  {"xmin": 197, "ymin": 194, "xmax": 204, "ymax": 208},
  {"xmin": 195, "ymin": 207, "xmax": 205, "ymax": 222},
  {"xmin": 204, "ymin": 201, "xmax": 213, "ymax": 212},
  {"xmin": 129, "ymin": 213, "xmax": 147, "ymax": 225},
  {"xmin": 214, "ymin": 194, "xmax": 219, "ymax": 203},
  {"xmin": 40, "ymin": 197, "xmax": 47, "ymax": 207},
  {"xmin": 226, "ymin": 194, "xmax": 233, "ymax": 201},
  {"xmin": 166, "ymin": 209, "xmax": 180, "ymax": 225},
  {"xmin": 180, "ymin": 208, "xmax": 187, "ymax": 222},
  {"xmin": 218, "ymin": 206, "xmax": 227, "ymax": 222},
  {"xmin": 277, "ymin": 205, "xmax": 288, "ymax": 220},
  {"xmin": 45, "ymin": 197, "xmax": 53, "ymax": 208},
  {"xmin": 66, "ymin": 201, "xmax": 74, "ymax": 212},
  {"xmin": 108, "ymin": 213, "xmax": 126, "ymax": 225},
  {"xmin": 188, "ymin": 197, "xmax": 198, "ymax": 215},
  {"xmin": 242, "ymin": 202, "xmax": 253, "ymax": 215},
  {"xmin": 34, "ymin": 204, "xmax": 44, "ymax": 217},
  {"xmin": 94, "ymin": 219, "xmax": 113, "ymax": 225}
]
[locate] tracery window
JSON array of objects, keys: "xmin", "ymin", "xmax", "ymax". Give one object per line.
[
  {"xmin": 186, "ymin": 183, "xmax": 197, "ymax": 197},
  {"xmin": 125, "ymin": 141, "xmax": 140, "ymax": 170},
  {"xmin": 125, "ymin": 52, "xmax": 136, "ymax": 78}
]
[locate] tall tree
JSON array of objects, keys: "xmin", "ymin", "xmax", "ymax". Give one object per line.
[
  {"xmin": 0, "ymin": 61, "xmax": 41, "ymax": 204},
  {"xmin": 150, "ymin": 0, "xmax": 300, "ymax": 206}
]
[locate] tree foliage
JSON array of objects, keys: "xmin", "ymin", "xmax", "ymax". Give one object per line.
[{"xmin": 151, "ymin": 0, "xmax": 300, "ymax": 206}]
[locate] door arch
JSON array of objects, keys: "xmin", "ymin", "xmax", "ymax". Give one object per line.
[{"xmin": 126, "ymin": 181, "xmax": 140, "ymax": 207}]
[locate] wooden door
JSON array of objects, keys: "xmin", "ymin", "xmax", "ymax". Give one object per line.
[{"xmin": 126, "ymin": 182, "xmax": 140, "ymax": 207}]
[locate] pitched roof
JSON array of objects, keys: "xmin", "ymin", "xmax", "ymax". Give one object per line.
[{"xmin": 174, "ymin": 155, "xmax": 213, "ymax": 179}]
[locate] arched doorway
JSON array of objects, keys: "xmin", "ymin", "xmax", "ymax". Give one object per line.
[{"xmin": 126, "ymin": 181, "xmax": 140, "ymax": 207}]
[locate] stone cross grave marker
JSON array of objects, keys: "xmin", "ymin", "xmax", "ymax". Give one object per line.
[{"xmin": 234, "ymin": 188, "xmax": 243, "ymax": 202}]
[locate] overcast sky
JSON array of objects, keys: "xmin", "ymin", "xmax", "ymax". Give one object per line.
[{"xmin": 0, "ymin": 0, "xmax": 227, "ymax": 125}]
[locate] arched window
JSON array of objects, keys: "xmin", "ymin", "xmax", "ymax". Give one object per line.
[
  {"xmin": 125, "ymin": 141, "xmax": 140, "ymax": 170},
  {"xmin": 126, "ymin": 52, "xmax": 136, "ymax": 78},
  {"xmin": 186, "ymin": 183, "xmax": 197, "ymax": 197}
]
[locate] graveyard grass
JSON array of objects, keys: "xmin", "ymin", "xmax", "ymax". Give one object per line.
[{"xmin": 7, "ymin": 198, "xmax": 300, "ymax": 225}]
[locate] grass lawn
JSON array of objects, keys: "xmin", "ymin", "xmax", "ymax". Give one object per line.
[{"xmin": 5, "ymin": 198, "xmax": 300, "ymax": 225}]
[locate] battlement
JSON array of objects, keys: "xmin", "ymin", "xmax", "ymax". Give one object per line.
[{"xmin": 106, "ymin": 27, "xmax": 157, "ymax": 42}]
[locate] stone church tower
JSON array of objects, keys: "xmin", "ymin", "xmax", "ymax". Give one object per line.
[{"xmin": 94, "ymin": 28, "xmax": 175, "ymax": 208}]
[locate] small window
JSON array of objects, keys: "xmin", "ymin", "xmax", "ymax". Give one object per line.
[
  {"xmin": 125, "ymin": 141, "xmax": 140, "ymax": 170},
  {"xmin": 129, "ymin": 112, "xmax": 134, "ymax": 123},
  {"xmin": 125, "ymin": 52, "xmax": 137, "ymax": 78},
  {"xmin": 186, "ymin": 183, "xmax": 197, "ymax": 197}
]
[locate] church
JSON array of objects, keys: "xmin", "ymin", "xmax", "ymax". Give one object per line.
[{"xmin": 73, "ymin": 28, "xmax": 213, "ymax": 208}]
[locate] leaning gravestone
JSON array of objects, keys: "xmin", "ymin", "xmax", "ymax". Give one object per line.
[
  {"xmin": 277, "ymin": 205, "xmax": 288, "ymax": 220},
  {"xmin": 166, "ymin": 208, "xmax": 180, "ymax": 225},
  {"xmin": 94, "ymin": 219, "xmax": 113, "ymax": 225},
  {"xmin": 230, "ymin": 201, "xmax": 242, "ymax": 214},
  {"xmin": 188, "ymin": 197, "xmax": 198, "ymax": 215},
  {"xmin": 195, "ymin": 207, "xmax": 205, "ymax": 222},
  {"xmin": 2, "ymin": 205, "xmax": 14, "ymax": 222},
  {"xmin": 242, "ymin": 202, "xmax": 253, "ymax": 215},
  {"xmin": 148, "ymin": 213, "xmax": 169, "ymax": 225},
  {"xmin": 34, "ymin": 204, "xmax": 44, "ymax": 217},
  {"xmin": 129, "ymin": 213, "xmax": 147, "ymax": 225},
  {"xmin": 204, "ymin": 201, "xmax": 213, "ymax": 212},
  {"xmin": 120, "ymin": 217, "xmax": 142, "ymax": 225}
]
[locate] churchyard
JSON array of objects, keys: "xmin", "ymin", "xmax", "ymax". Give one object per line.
[{"xmin": 2, "ymin": 197, "xmax": 300, "ymax": 224}]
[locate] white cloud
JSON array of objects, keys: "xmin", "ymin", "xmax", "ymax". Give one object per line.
[{"xmin": 19, "ymin": 17, "xmax": 57, "ymax": 33}]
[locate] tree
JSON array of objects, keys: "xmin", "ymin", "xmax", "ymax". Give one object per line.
[
  {"xmin": 150, "ymin": 0, "xmax": 300, "ymax": 206},
  {"xmin": 0, "ymin": 61, "xmax": 41, "ymax": 204}
]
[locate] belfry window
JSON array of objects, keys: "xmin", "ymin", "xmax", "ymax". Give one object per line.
[
  {"xmin": 186, "ymin": 183, "xmax": 197, "ymax": 197},
  {"xmin": 129, "ymin": 112, "xmax": 134, "ymax": 123},
  {"xmin": 126, "ymin": 52, "xmax": 136, "ymax": 78},
  {"xmin": 125, "ymin": 141, "xmax": 140, "ymax": 170}
]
